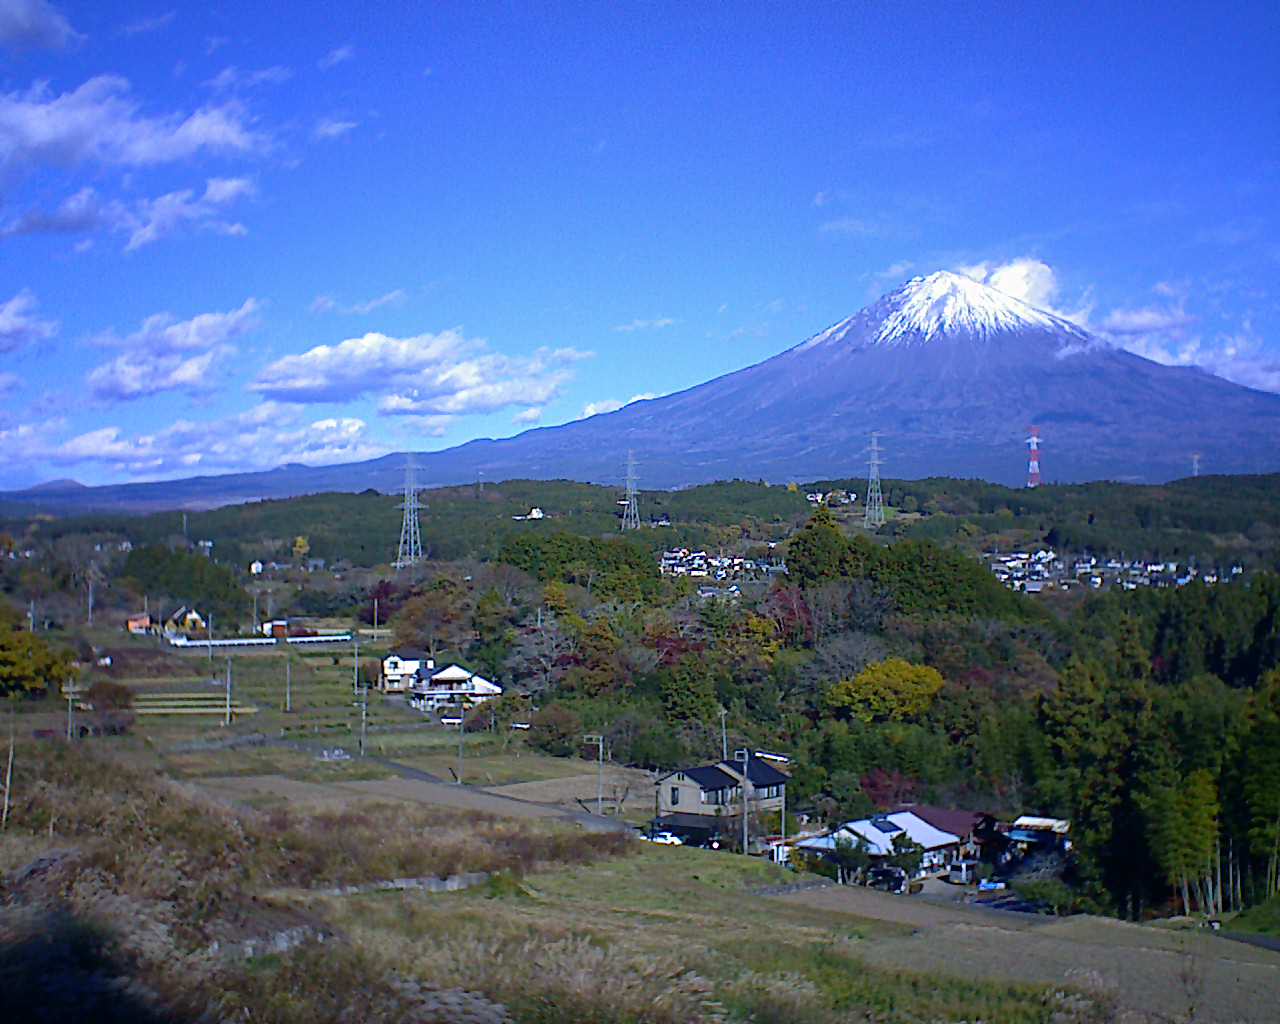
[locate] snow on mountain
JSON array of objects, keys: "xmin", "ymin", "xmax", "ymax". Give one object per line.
[
  {"xmin": 6, "ymin": 270, "xmax": 1280, "ymax": 510},
  {"xmin": 798, "ymin": 270, "xmax": 1090, "ymax": 351}
]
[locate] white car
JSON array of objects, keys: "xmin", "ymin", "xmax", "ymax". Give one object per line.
[{"xmin": 639, "ymin": 831, "xmax": 684, "ymax": 845}]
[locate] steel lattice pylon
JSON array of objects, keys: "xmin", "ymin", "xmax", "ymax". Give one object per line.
[
  {"xmin": 863, "ymin": 433, "xmax": 885, "ymax": 529},
  {"xmin": 620, "ymin": 450, "xmax": 641, "ymax": 531},
  {"xmin": 395, "ymin": 457, "xmax": 424, "ymax": 569}
]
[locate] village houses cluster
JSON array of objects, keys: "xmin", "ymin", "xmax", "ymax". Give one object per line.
[
  {"xmin": 659, "ymin": 548, "xmax": 787, "ymax": 582},
  {"xmin": 648, "ymin": 752, "xmax": 1069, "ymax": 891},
  {"xmin": 985, "ymin": 547, "xmax": 1244, "ymax": 594}
]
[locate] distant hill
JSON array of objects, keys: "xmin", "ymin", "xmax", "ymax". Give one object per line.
[{"xmin": 3, "ymin": 271, "xmax": 1279, "ymax": 513}]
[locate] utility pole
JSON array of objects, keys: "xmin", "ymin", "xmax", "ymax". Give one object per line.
[
  {"xmin": 780, "ymin": 775, "xmax": 787, "ymax": 854},
  {"xmin": 373, "ymin": 597, "xmax": 379, "ymax": 636},
  {"xmin": 224, "ymin": 657, "xmax": 232, "ymax": 727},
  {"xmin": 27, "ymin": 598, "xmax": 34, "ymax": 633},
  {"xmin": 456, "ymin": 713, "xmax": 465, "ymax": 785},
  {"xmin": 207, "ymin": 613, "xmax": 214, "ymax": 664},
  {"xmin": 359, "ymin": 679, "xmax": 369, "ymax": 757},
  {"xmin": 252, "ymin": 592, "xmax": 258, "ymax": 634},
  {"xmin": 65, "ymin": 686, "xmax": 75, "ymax": 742},
  {"xmin": 735, "ymin": 748, "xmax": 751, "ymax": 856},
  {"xmin": 583, "ymin": 734, "xmax": 605, "ymax": 815},
  {"xmin": 352, "ymin": 636, "xmax": 360, "ymax": 697},
  {"xmin": 284, "ymin": 653, "xmax": 293, "ymax": 713},
  {"xmin": 86, "ymin": 575, "xmax": 94, "ymax": 626},
  {"xmin": 719, "ymin": 708, "xmax": 728, "ymax": 762}
]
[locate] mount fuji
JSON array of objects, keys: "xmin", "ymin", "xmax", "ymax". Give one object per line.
[{"xmin": 9, "ymin": 271, "xmax": 1280, "ymax": 509}]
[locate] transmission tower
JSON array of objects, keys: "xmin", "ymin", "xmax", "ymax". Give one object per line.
[
  {"xmin": 620, "ymin": 450, "xmax": 641, "ymax": 531},
  {"xmin": 863, "ymin": 433, "xmax": 885, "ymax": 529},
  {"xmin": 1191, "ymin": 452, "xmax": 1202, "ymax": 478},
  {"xmin": 1026, "ymin": 426, "xmax": 1042, "ymax": 489},
  {"xmin": 395, "ymin": 457, "xmax": 424, "ymax": 570}
]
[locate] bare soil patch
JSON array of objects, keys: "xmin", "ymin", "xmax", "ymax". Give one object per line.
[{"xmin": 485, "ymin": 766, "xmax": 655, "ymax": 820}]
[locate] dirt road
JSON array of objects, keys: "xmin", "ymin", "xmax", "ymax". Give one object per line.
[
  {"xmin": 195, "ymin": 772, "xmax": 630, "ymax": 832},
  {"xmin": 777, "ymin": 885, "xmax": 1280, "ymax": 1023}
]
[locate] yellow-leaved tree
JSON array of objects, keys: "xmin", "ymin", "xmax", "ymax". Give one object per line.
[{"xmin": 826, "ymin": 657, "xmax": 944, "ymax": 723}]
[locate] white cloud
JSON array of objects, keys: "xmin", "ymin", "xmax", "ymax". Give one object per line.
[
  {"xmin": 43, "ymin": 403, "xmax": 388, "ymax": 477},
  {"xmin": 818, "ymin": 217, "xmax": 882, "ymax": 237},
  {"xmin": 252, "ymin": 329, "xmax": 592, "ymax": 417},
  {"xmin": 314, "ymin": 117, "xmax": 357, "ymax": 140},
  {"xmin": 309, "ymin": 289, "xmax": 406, "ymax": 315},
  {"xmin": 86, "ymin": 298, "xmax": 259, "ymax": 401},
  {"xmin": 203, "ymin": 65, "xmax": 293, "ymax": 91},
  {"xmin": 2, "ymin": 179, "xmax": 253, "ymax": 249},
  {"xmin": 1118, "ymin": 326, "xmax": 1280, "ymax": 393},
  {"xmin": 87, "ymin": 348, "xmax": 222, "ymax": 401},
  {"xmin": 513, "ymin": 407, "xmax": 542, "ymax": 425},
  {"xmin": 121, "ymin": 11, "xmax": 175, "ymax": 36},
  {"xmin": 94, "ymin": 297, "xmax": 259, "ymax": 352},
  {"xmin": 0, "ymin": 289, "xmax": 57, "ymax": 351},
  {"xmin": 580, "ymin": 392, "xmax": 655, "ymax": 418},
  {"xmin": 1101, "ymin": 306, "xmax": 1196, "ymax": 334},
  {"xmin": 812, "ymin": 190, "xmax": 834, "ymax": 207},
  {"xmin": 612, "ymin": 317, "xmax": 676, "ymax": 333},
  {"xmin": 318, "ymin": 45, "xmax": 354, "ymax": 70},
  {"xmin": 1, "ymin": 186, "xmax": 113, "ymax": 236},
  {"xmin": 0, "ymin": 370, "xmax": 20, "ymax": 398},
  {"xmin": 123, "ymin": 177, "xmax": 254, "ymax": 250},
  {"xmin": 866, "ymin": 260, "xmax": 915, "ymax": 298},
  {"xmin": 0, "ymin": 75, "xmax": 267, "ymax": 176},
  {"xmin": 954, "ymin": 257, "xmax": 1093, "ymax": 326},
  {"xmin": 0, "ymin": 0, "xmax": 81, "ymax": 51}
]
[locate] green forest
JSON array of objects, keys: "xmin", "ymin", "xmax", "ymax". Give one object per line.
[{"xmin": 3, "ymin": 474, "xmax": 1280, "ymax": 922}]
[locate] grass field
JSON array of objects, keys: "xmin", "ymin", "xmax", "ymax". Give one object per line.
[{"xmin": 1230, "ymin": 893, "xmax": 1280, "ymax": 936}]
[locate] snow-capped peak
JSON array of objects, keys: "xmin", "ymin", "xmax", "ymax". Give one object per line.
[
  {"xmin": 875, "ymin": 271, "xmax": 1071, "ymax": 343},
  {"xmin": 796, "ymin": 270, "xmax": 1091, "ymax": 352}
]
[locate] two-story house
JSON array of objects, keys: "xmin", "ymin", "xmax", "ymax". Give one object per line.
[
  {"xmin": 381, "ymin": 648, "xmax": 433, "ymax": 692},
  {"xmin": 652, "ymin": 755, "xmax": 789, "ymax": 846},
  {"xmin": 408, "ymin": 663, "xmax": 503, "ymax": 712}
]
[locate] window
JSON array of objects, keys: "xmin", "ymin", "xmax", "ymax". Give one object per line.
[{"xmin": 671, "ymin": 786, "xmax": 679, "ymax": 806}]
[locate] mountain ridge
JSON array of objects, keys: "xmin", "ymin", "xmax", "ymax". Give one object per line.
[{"xmin": 6, "ymin": 272, "xmax": 1280, "ymax": 511}]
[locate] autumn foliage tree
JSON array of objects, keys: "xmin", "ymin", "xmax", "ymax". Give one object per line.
[{"xmin": 826, "ymin": 658, "xmax": 944, "ymax": 723}]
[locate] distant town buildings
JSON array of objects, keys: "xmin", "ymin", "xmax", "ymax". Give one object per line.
[
  {"xmin": 659, "ymin": 548, "xmax": 787, "ymax": 582},
  {"xmin": 985, "ymin": 547, "xmax": 1243, "ymax": 593}
]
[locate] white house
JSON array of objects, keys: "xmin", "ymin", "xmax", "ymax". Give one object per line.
[
  {"xmin": 382, "ymin": 649, "xmax": 434, "ymax": 692},
  {"xmin": 408, "ymin": 664, "xmax": 502, "ymax": 712},
  {"xmin": 796, "ymin": 810, "xmax": 961, "ymax": 876},
  {"xmin": 249, "ymin": 560, "xmax": 264, "ymax": 575}
]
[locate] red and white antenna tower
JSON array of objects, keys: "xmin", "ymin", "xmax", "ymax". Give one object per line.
[{"xmin": 1026, "ymin": 426, "xmax": 1042, "ymax": 489}]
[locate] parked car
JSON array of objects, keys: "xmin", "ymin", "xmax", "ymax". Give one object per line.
[
  {"xmin": 640, "ymin": 831, "xmax": 684, "ymax": 845},
  {"xmin": 865, "ymin": 866, "xmax": 907, "ymax": 894}
]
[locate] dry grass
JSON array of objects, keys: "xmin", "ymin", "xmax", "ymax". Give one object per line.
[{"xmin": 1, "ymin": 739, "xmax": 1130, "ymax": 1024}]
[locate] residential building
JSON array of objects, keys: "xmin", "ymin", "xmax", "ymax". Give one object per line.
[
  {"xmin": 651, "ymin": 756, "xmax": 789, "ymax": 845},
  {"xmin": 125, "ymin": 613, "xmax": 154, "ymax": 636},
  {"xmin": 407, "ymin": 664, "xmax": 502, "ymax": 712},
  {"xmin": 164, "ymin": 606, "xmax": 207, "ymax": 636},
  {"xmin": 796, "ymin": 810, "xmax": 962, "ymax": 876},
  {"xmin": 382, "ymin": 648, "xmax": 433, "ymax": 692}
]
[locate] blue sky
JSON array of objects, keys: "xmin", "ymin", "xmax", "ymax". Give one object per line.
[{"xmin": 1, "ymin": 1, "xmax": 1277, "ymax": 488}]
